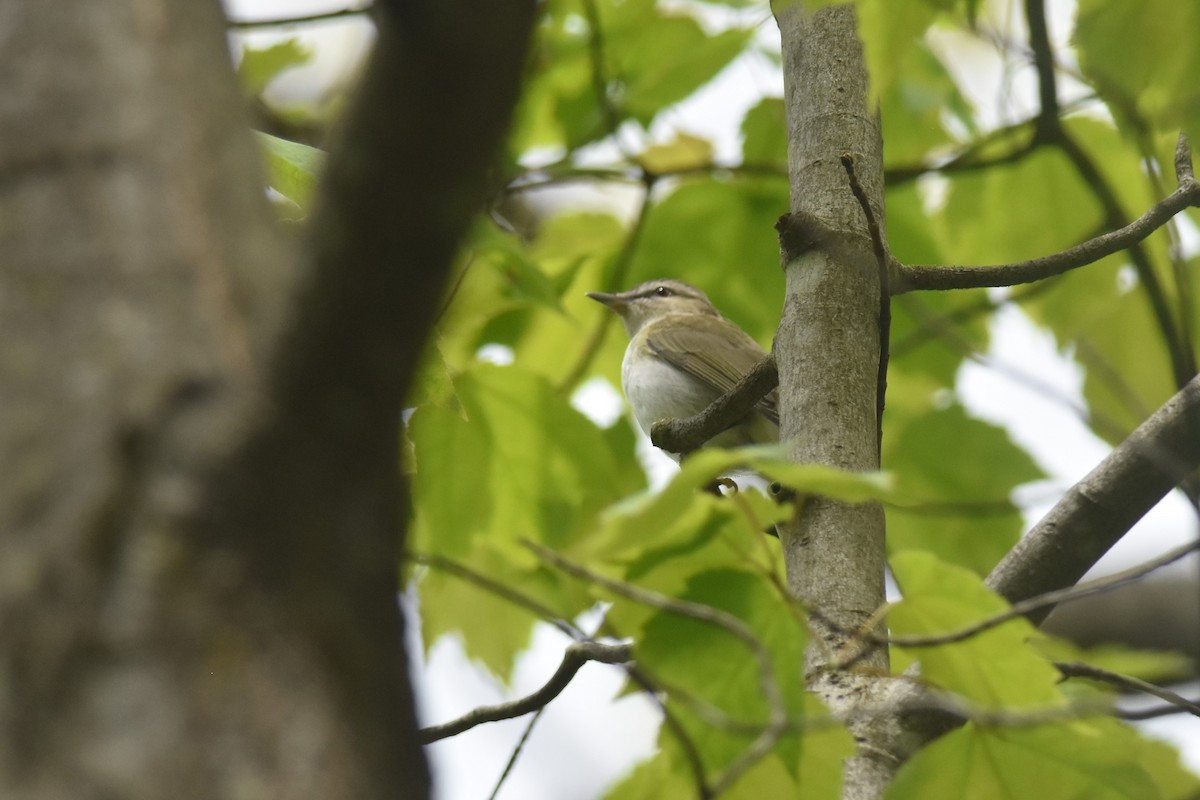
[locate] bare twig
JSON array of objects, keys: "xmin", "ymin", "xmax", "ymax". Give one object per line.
[
  {"xmin": 894, "ymin": 180, "xmax": 1200, "ymax": 293},
  {"xmin": 504, "ymin": 162, "xmax": 787, "ymax": 196},
  {"xmin": 650, "ymin": 355, "xmax": 779, "ymax": 455},
  {"xmin": 419, "ymin": 641, "xmax": 633, "ymax": 743},
  {"xmin": 622, "ymin": 663, "xmax": 714, "ymax": 799},
  {"xmin": 1058, "ymin": 131, "xmax": 1198, "ymax": 390},
  {"xmin": 409, "ymin": 552, "xmax": 583, "ymax": 640},
  {"xmin": 825, "ymin": 539, "xmax": 1200, "ymax": 670},
  {"xmin": 892, "ymin": 291, "xmax": 1134, "ymax": 443},
  {"xmin": 524, "ymin": 541, "xmax": 783, "ymax": 711},
  {"xmin": 908, "ymin": 540, "xmax": 1198, "ymax": 647},
  {"xmin": 906, "ymin": 689, "xmax": 1114, "ymax": 728},
  {"xmin": 1055, "ymin": 661, "xmax": 1200, "ymax": 718},
  {"xmin": 488, "ymin": 710, "xmax": 542, "ymax": 800},
  {"xmin": 841, "ymin": 153, "xmax": 890, "ymax": 453},
  {"xmin": 1119, "ymin": 701, "xmax": 1200, "ymax": 721},
  {"xmin": 226, "ymin": 5, "xmax": 372, "ymax": 29},
  {"xmin": 419, "ymin": 549, "xmax": 714, "ymax": 794},
  {"xmin": 1176, "ymin": 134, "xmax": 1195, "ymax": 183},
  {"xmin": 1024, "ymin": 0, "xmax": 1059, "ymax": 134},
  {"xmin": 889, "ymin": 281, "xmax": 1052, "ymax": 357},
  {"xmin": 885, "ymin": 136, "xmax": 1039, "ymax": 186},
  {"xmin": 524, "ymin": 540, "xmax": 790, "ymax": 797}
]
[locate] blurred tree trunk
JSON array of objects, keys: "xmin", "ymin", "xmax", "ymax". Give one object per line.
[{"xmin": 0, "ymin": 1, "xmax": 533, "ymax": 797}]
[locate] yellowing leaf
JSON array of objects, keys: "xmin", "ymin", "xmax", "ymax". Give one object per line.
[{"xmin": 640, "ymin": 131, "xmax": 715, "ymax": 174}]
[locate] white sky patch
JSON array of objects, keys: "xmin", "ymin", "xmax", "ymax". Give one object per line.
[
  {"xmin": 476, "ymin": 344, "xmax": 515, "ymax": 366},
  {"xmin": 571, "ymin": 377, "xmax": 625, "ymax": 428}
]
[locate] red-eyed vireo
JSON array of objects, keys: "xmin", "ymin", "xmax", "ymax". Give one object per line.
[{"xmin": 587, "ymin": 279, "xmax": 779, "ymax": 459}]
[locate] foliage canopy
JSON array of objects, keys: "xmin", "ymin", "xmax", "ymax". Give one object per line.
[{"xmin": 249, "ymin": 0, "xmax": 1200, "ymax": 796}]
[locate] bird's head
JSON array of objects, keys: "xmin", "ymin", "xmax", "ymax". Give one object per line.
[{"xmin": 586, "ymin": 279, "xmax": 720, "ymax": 337}]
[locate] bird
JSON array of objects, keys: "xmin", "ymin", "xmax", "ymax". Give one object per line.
[{"xmin": 586, "ymin": 279, "xmax": 779, "ymax": 459}]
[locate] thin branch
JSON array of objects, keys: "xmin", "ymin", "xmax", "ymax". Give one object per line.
[
  {"xmin": 1057, "ymin": 130, "xmax": 1198, "ymax": 390},
  {"xmin": 1119, "ymin": 701, "xmax": 1200, "ymax": 721},
  {"xmin": 650, "ymin": 355, "xmax": 778, "ymax": 455},
  {"xmin": 905, "ymin": 689, "xmax": 1114, "ymax": 729},
  {"xmin": 524, "ymin": 541, "xmax": 784, "ymax": 713},
  {"xmin": 894, "ymin": 179, "xmax": 1200, "ymax": 293},
  {"xmin": 885, "ymin": 136, "xmax": 1038, "ymax": 186},
  {"xmin": 987, "ymin": 373, "xmax": 1200, "ymax": 619},
  {"xmin": 892, "ymin": 290, "xmax": 1134, "ymax": 443},
  {"xmin": 888, "ymin": 540, "xmax": 1198, "ymax": 650},
  {"xmin": 226, "ymin": 5, "xmax": 372, "ymax": 29},
  {"xmin": 418, "ymin": 641, "xmax": 633, "ymax": 743},
  {"xmin": 503, "ymin": 161, "xmax": 787, "ymax": 195},
  {"xmin": 1055, "ymin": 661, "xmax": 1200, "ymax": 718},
  {"xmin": 1023, "ymin": 0, "xmax": 1059, "ymax": 134},
  {"xmin": 841, "ymin": 153, "xmax": 890, "ymax": 455},
  {"xmin": 488, "ymin": 710, "xmax": 542, "ymax": 800},
  {"xmin": 524, "ymin": 540, "xmax": 790, "ymax": 797},
  {"xmin": 883, "ymin": 95, "xmax": 1101, "ymax": 185},
  {"xmin": 1176, "ymin": 133, "xmax": 1196, "ymax": 183},
  {"xmin": 621, "ymin": 663, "xmax": 714, "ymax": 799},
  {"xmin": 409, "ymin": 552, "xmax": 583, "ymax": 640},
  {"xmin": 889, "ymin": 281, "xmax": 1053, "ymax": 358},
  {"xmin": 415, "ymin": 552, "xmax": 710, "ymax": 797}
]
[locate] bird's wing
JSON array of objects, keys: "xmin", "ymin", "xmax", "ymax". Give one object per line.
[{"xmin": 644, "ymin": 315, "xmax": 780, "ymax": 425}]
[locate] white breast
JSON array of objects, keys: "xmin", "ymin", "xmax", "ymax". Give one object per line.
[{"xmin": 621, "ymin": 344, "xmax": 720, "ymax": 439}]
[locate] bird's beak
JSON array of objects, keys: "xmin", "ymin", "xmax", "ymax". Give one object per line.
[{"xmin": 586, "ymin": 291, "xmax": 626, "ymax": 309}]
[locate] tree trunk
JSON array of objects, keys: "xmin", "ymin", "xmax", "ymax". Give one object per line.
[
  {"xmin": 0, "ymin": 1, "xmax": 533, "ymax": 797},
  {"xmin": 773, "ymin": 4, "xmax": 898, "ymax": 797}
]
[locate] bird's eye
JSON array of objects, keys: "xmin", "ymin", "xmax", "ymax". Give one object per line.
[{"xmin": 655, "ymin": 286, "xmax": 673, "ymax": 297}]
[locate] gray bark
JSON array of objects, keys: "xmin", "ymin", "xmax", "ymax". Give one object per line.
[
  {"xmin": 773, "ymin": 4, "xmax": 897, "ymax": 797},
  {"xmin": 0, "ymin": 1, "xmax": 533, "ymax": 797}
]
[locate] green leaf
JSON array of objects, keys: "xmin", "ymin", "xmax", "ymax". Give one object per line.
[
  {"xmin": 888, "ymin": 720, "xmax": 1178, "ymax": 800},
  {"xmin": 605, "ymin": 1, "xmax": 754, "ymax": 125},
  {"xmin": 856, "ymin": 0, "xmax": 941, "ymax": 103},
  {"xmin": 627, "ymin": 179, "xmax": 787, "ymax": 345},
  {"xmin": 889, "ymin": 551, "xmax": 1062, "ymax": 705},
  {"xmin": 507, "ymin": 212, "xmax": 630, "ymax": 385},
  {"xmin": 584, "ymin": 447, "xmax": 782, "ymax": 564},
  {"xmin": 635, "ymin": 568, "xmax": 808, "ymax": 774},
  {"xmin": 881, "ymin": 40, "xmax": 976, "ymax": 165},
  {"xmin": 1075, "ymin": 0, "xmax": 1200, "ymax": 143},
  {"xmin": 238, "ymin": 38, "xmax": 312, "ymax": 96},
  {"xmin": 883, "ymin": 404, "xmax": 1041, "ymax": 574},
  {"xmin": 509, "ymin": 6, "xmax": 599, "ymax": 151},
  {"xmin": 414, "ymin": 548, "xmax": 537, "ymax": 680},
  {"xmin": 409, "ymin": 363, "xmax": 643, "ymax": 560},
  {"xmin": 740, "ymin": 97, "xmax": 787, "ymax": 167},
  {"xmin": 407, "ymin": 402, "xmax": 493, "ymax": 557},
  {"xmin": 253, "ymin": 131, "xmax": 325, "ymax": 211},
  {"xmin": 934, "ymin": 146, "xmax": 1101, "ymax": 266},
  {"xmin": 1016, "ymin": 122, "xmax": 1178, "ymax": 439},
  {"xmin": 751, "ymin": 458, "xmax": 897, "ymax": 503}
]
